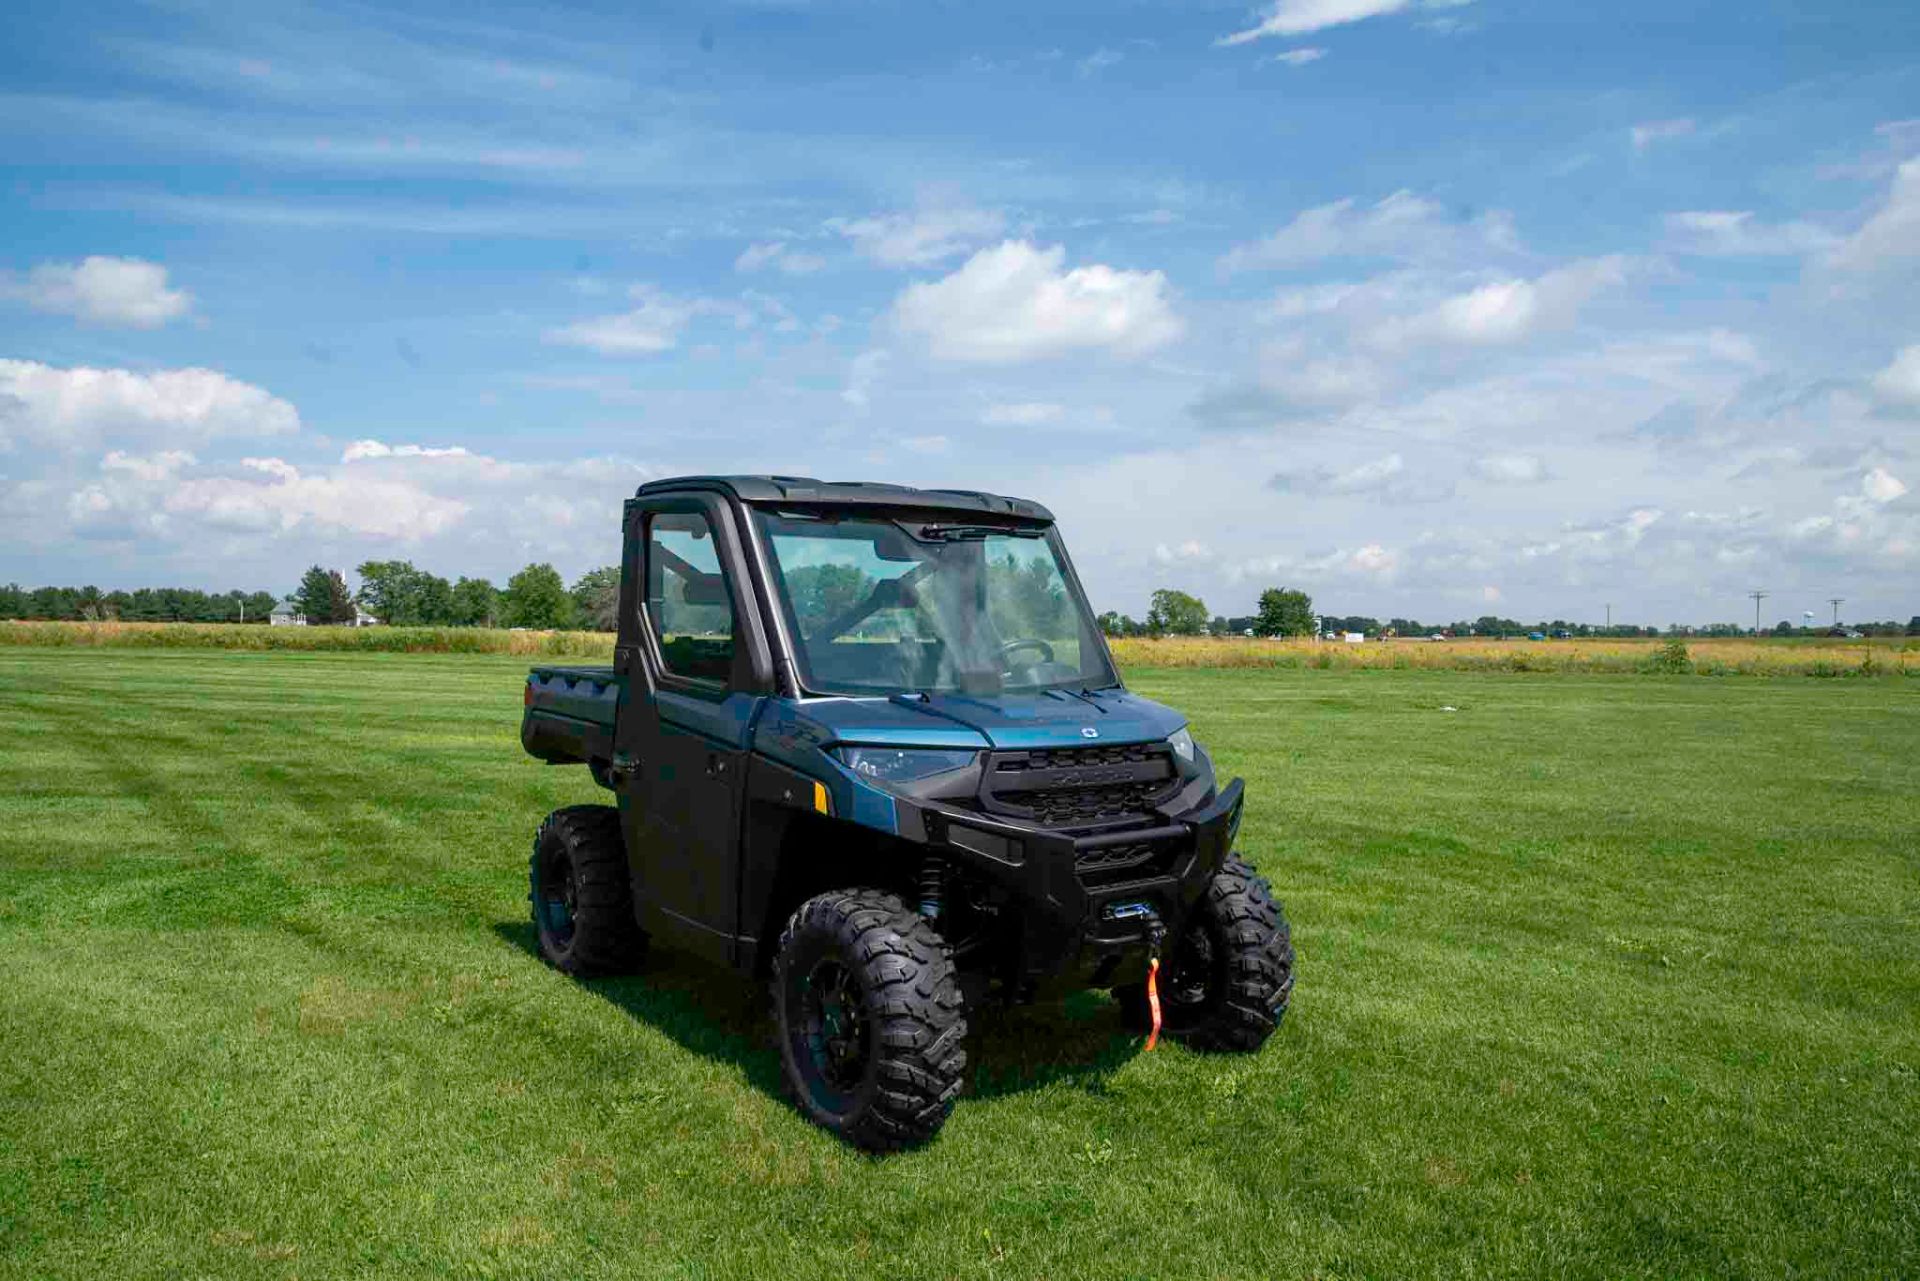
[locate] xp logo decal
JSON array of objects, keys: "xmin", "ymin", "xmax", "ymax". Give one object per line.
[{"xmin": 1081, "ymin": 726, "xmax": 1100, "ymax": 738}]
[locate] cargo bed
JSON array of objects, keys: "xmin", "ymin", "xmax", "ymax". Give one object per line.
[{"xmin": 521, "ymin": 665, "xmax": 622, "ymax": 766}]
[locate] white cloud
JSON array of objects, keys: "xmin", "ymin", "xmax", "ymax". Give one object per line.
[
  {"xmin": 892, "ymin": 241, "xmax": 1183, "ymax": 364},
  {"xmin": 1863, "ymin": 466, "xmax": 1908, "ymax": 504},
  {"xmin": 1154, "ymin": 539, "xmax": 1212, "ymax": 563},
  {"xmin": 1664, "ymin": 210, "xmax": 1839, "ymax": 257},
  {"xmin": 1221, "ymin": 190, "xmax": 1518, "ymax": 271},
  {"xmin": 545, "ymin": 285, "xmax": 760, "ymax": 357},
  {"xmin": 832, "ymin": 202, "xmax": 1006, "ymax": 268},
  {"xmin": 982, "ymin": 402, "xmax": 1066, "ymax": 426},
  {"xmin": 1077, "ymin": 48, "xmax": 1123, "ymax": 77},
  {"xmin": 1871, "ymin": 345, "xmax": 1920, "ymax": 407},
  {"xmin": 0, "ymin": 360, "xmax": 299, "ymax": 451},
  {"xmin": 101, "ymin": 449, "xmax": 196, "ymax": 482},
  {"xmin": 341, "ymin": 439, "xmax": 472, "ymax": 462},
  {"xmin": 842, "ymin": 348, "xmax": 889, "ymax": 410},
  {"xmin": 1219, "ymin": 0, "xmax": 1411, "ymax": 44},
  {"xmin": 1375, "ymin": 257, "xmax": 1627, "ymax": 347},
  {"xmin": 1349, "ymin": 542, "xmax": 1397, "ymax": 574},
  {"xmin": 1271, "ymin": 47, "xmax": 1328, "ymax": 66},
  {"xmin": 545, "ymin": 285, "xmax": 695, "ymax": 356},
  {"xmin": 733, "ymin": 241, "xmax": 824, "ymax": 275},
  {"xmin": 1828, "ymin": 158, "xmax": 1920, "ymax": 272},
  {"xmin": 1472, "ymin": 453, "xmax": 1548, "ymax": 484},
  {"xmin": 1631, "ymin": 118, "xmax": 1696, "ymax": 150},
  {"xmin": 1329, "ymin": 453, "xmax": 1404, "ymax": 492},
  {"xmin": 0, "ymin": 256, "xmax": 193, "ymax": 328},
  {"xmin": 164, "ymin": 458, "xmax": 469, "ymax": 539}
]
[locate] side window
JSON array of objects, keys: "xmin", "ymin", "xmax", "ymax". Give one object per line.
[{"xmin": 646, "ymin": 511, "xmax": 737, "ymax": 683}]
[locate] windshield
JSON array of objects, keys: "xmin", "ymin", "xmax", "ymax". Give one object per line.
[{"xmin": 753, "ymin": 511, "xmax": 1118, "ymax": 697}]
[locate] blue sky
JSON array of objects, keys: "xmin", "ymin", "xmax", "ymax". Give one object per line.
[{"xmin": 2, "ymin": 0, "xmax": 1916, "ymax": 625}]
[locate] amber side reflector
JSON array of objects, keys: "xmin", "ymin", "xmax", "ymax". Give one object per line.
[
  {"xmin": 812, "ymin": 781, "xmax": 830, "ymax": 815},
  {"xmin": 523, "ymin": 682, "xmax": 534, "ymax": 708}
]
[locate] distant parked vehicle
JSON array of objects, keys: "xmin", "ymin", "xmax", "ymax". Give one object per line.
[{"xmin": 1528, "ymin": 631, "xmax": 1547, "ymax": 641}]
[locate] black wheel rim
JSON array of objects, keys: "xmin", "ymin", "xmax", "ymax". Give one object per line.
[
  {"xmin": 1163, "ymin": 923, "xmax": 1217, "ymax": 1011},
  {"xmin": 535, "ymin": 843, "xmax": 576, "ymax": 947},
  {"xmin": 797, "ymin": 958, "xmax": 870, "ymax": 1109}
]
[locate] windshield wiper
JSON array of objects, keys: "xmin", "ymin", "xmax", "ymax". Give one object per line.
[
  {"xmin": 917, "ymin": 523, "xmax": 1044, "ymax": 542},
  {"xmin": 1054, "ymin": 685, "xmax": 1111, "ymax": 713}
]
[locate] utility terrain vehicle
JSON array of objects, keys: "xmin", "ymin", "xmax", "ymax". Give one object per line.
[{"xmin": 520, "ymin": 476, "xmax": 1293, "ymax": 1150}]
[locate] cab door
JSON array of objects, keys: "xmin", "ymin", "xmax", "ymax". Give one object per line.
[{"xmin": 613, "ymin": 493, "xmax": 771, "ymax": 962}]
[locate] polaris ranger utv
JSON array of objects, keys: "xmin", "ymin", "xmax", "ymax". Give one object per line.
[{"xmin": 520, "ymin": 476, "xmax": 1293, "ymax": 1150}]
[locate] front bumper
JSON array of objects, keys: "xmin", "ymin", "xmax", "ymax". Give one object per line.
[{"xmin": 895, "ymin": 777, "xmax": 1245, "ymax": 988}]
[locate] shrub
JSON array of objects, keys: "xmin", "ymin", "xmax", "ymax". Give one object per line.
[{"xmin": 1644, "ymin": 639, "xmax": 1694, "ymax": 675}]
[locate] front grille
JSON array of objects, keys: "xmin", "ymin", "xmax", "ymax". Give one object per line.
[
  {"xmin": 1023, "ymin": 782, "xmax": 1166, "ymax": 827},
  {"xmin": 1004, "ymin": 742, "xmax": 1158, "ymax": 772},
  {"xmin": 1073, "ymin": 838, "xmax": 1186, "ymax": 888},
  {"xmin": 982, "ymin": 741, "xmax": 1179, "ymax": 831}
]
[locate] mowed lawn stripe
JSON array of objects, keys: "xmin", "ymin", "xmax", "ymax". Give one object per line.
[{"xmin": 1, "ymin": 651, "xmax": 1915, "ymax": 1279}]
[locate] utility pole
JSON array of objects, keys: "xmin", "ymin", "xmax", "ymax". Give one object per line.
[
  {"xmin": 1748, "ymin": 590, "xmax": 1768, "ymax": 636},
  {"xmin": 1604, "ymin": 602, "xmax": 1612, "ymax": 631},
  {"xmin": 1829, "ymin": 597, "xmax": 1844, "ymax": 627}
]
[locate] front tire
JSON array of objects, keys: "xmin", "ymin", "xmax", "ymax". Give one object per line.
[
  {"xmin": 1118, "ymin": 854, "xmax": 1293, "ymax": 1051},
  {"xmin": 530, "ymin": 805, "xmax": 646, "ymax": 976},
  {"xmin": 771, "ymin": 890, "xmax": 968, "ymax": 1152}
]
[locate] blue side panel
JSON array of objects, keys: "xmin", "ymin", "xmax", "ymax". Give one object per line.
[
  {"xmin": 657, "ymin": 687, "xmax": 760, "ymax": 749},
  {"xmin": 750, "ymin": 701, "xmax": 904, "ymax": 836},
  {"xmin": 846, "ymin": 778, "xmax": 901, "ymax": 835}
]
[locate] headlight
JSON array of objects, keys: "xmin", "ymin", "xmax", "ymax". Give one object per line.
[
  {"xmin": 834, "ymin": 745, "xmax": 979, "ymax": 784},
  {"xmin": 1167, "ymin": 727, "xmax": 1196, "ymax": 763}
]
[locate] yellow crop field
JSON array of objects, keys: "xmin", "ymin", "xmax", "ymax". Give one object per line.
[
  {"xmin": 4, "ymin": 619, "xmax": 1915, "ymax": 675},
  {"xmin": 1106, "ymin": 634, "xmax": 1918, "ymax": 676}
]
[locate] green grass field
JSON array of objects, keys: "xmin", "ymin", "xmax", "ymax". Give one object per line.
[{"xmin": 2, "ymin": 651, "xmax": 1915, "ymax": 1279}]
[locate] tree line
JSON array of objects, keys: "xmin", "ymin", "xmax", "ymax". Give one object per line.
[
  {"xmin": 7, "ymin": 570, "xmax": 1915, "ymax": 637},
  {"xmin": 1, "ymin": 560, "xmax": 623, "ymax": 631},
  {"xmin": 294, "ymin": 561, "xmax": 620, "ymax": 630},
  {"xmin": 1097, "ymin": 587, "xmax": 1920, "ymax": 639},
  {"xmin": 0, "ymin": 584, "xmax": 279, "ymax": 624}
]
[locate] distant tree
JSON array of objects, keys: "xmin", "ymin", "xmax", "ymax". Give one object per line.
[
  {"xmin": 1772, "ymin": 620, "xmax": 1794, "ymax": 636},
  {"xmin": 355, "ymin": 560, "xmax": 415, "ymax": 625},
  {"xmin": 1208, "ymin": 615, "xmax": 1228, "ymax": 635},
  {"xmin": 1255, "ymin": 587, "xmax": 1315, "ymax": 637},
  {"xmin": 784, "ymin": 563, "xmax": 874, "ymax": 636},
  {"xmin": 0, "ymin": 583, "xmax": 22, "ymax": 619},
  {"xmin": 1146, "ymin": 588, "xmax": 1208, "ymax": 636},
  {"xmin": 294, "ymin": 567, "xmax": 333, "ymax": 623},
  {"xmin": 1910, "ymin": 616, "xmax": 1920, "ymax": 636},
  {"xmin": 503, "ymin": 563, "xmax": 574, "ymax": 630},
  {"xmin": 356, "ymin": 559, "xmax": 456, "ymax": 626},
  {"xmin": 988, "ymin": 552, "xmax": 1070, "ymax": 638},
  {"xmin": 1096, "ymin": 610, "xmax": 1125, "ymax": 636},
  {"xmin": 325, "ymin": 572, "xmax": 356, "ymax": 623},
  {"xmin": 569, "ymin": 566, "xmax": 622, "ymax": 632},
  {"xmin": 450, "ymin": 576, "xmax": 501, "ymax": 628}
]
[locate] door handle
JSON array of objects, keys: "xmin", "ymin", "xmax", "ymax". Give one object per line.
[{"xmin": 705, "ymin": 753, "xmax": 729, "ymax": 779}]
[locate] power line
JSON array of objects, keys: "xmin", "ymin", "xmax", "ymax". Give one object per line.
[{"xmin": 1748, "ymin": 590, "xmax": 1769, "ymax": 635}]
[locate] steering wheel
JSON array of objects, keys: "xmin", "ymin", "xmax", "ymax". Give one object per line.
[{"xmin": 999, "ymin": 638, "xmax": 1056, "ymax": 669}]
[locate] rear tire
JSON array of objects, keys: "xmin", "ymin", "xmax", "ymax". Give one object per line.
[
  {"xmin": 1117, "ymin": 853, "xmax": 1293, "ymax": 1051},
  {"xmin": 771, "ymin": 890, "xmax": 968, "ymax": 1152},
  {"xmin": 530, "ymin": 805, "xmax": 646, "ymax": 976}
]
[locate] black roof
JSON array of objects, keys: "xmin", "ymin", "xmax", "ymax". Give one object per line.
[{"xmin": 634, "ymin": 475, "xmax": 1053, "ymax": 523}]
